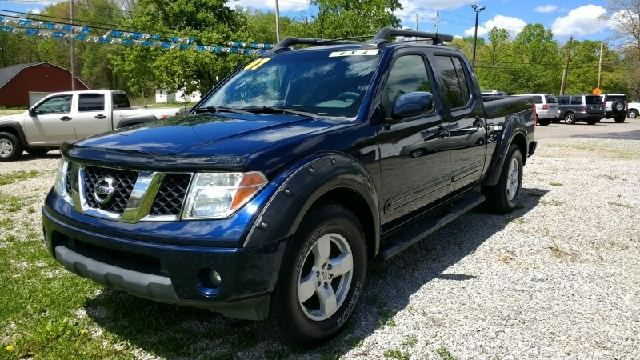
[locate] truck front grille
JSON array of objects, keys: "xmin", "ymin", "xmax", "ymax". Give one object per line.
[
  {"xmin": 150, "ymin": 174, "xmax": 192, "ymax": 216},
  {"xmin": 83, "ymin": 166, "xmax": 138, "ymax": 214},
  {"xmin": 66, "ymin": 162, "xmax": 193, "ymax": 222}
]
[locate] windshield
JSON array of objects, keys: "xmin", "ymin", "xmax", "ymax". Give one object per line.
[{"xmin": 200, "ymin": 49, "xmax": 381, "ymax": 118}]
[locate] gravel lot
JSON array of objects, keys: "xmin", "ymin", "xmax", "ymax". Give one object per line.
[{"xmin": 1, "ymin": 121, "xmax": 639, "ymax": 359}]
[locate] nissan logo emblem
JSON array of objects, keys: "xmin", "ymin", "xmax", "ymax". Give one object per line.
[{"xmin": 93, "ymin": 176, "xmax": 116, "ymax": 204}]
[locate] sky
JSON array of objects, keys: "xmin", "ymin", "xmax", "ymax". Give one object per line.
[{"xmin": 0, "ymin": 0, "xmax": 619, "ymax": 42}]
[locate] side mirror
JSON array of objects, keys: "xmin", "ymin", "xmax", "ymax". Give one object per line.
[
  {"xmin": 390, "ymin": 92, "xmax": 434, "ymax": 121},
  {"xmin": 28, "ymin": 108, "xmax": 36, "ymax": 117}
]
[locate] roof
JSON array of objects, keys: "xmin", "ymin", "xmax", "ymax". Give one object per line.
[{"xmin": 0, "ymin": 62, "xmax": 89, "ymax": 90}]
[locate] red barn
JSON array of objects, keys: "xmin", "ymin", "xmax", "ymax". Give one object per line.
[{"xmin": 0, "ymin": 62, "xmax": 88, "ymax": 107}]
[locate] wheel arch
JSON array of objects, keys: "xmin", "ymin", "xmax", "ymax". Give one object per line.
[
  {"xmin": 0, "ymin": 123, "xmax": 28, "ymax": 146},
  {"xmin": 243, "ymin": 153, "xmax": 380, "ymax": 260}
]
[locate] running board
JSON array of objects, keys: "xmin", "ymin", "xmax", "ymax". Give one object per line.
[{"xmin": 378, "ymin": 193, "xmax": 486, "ymax": 261}]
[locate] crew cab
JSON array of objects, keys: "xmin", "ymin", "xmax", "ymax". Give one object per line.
[
  {"xmin": 0, "ymin": 90, "xmax": 183, "ymax": 161},
  {"xmin": 42, "ymin": 28, "xmax": 536, "ymax": 349}
]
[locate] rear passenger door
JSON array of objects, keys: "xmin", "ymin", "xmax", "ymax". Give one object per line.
[
  {"xmin": 73, "ymin": 93, "xmax": 111, "ymax": 140},
  {"xmin": 432, "ymin": 54, "xmax": 487, "ymax": 192}
]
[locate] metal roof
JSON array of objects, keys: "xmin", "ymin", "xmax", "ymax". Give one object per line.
[{"xmin": 0, "ymin": 62, "xmax": 88, "ymax": 90}]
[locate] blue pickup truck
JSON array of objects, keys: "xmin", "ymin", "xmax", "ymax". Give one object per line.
[{"xmin": 42, "ymin": 28, "xmax": 536, "ymax": 349}]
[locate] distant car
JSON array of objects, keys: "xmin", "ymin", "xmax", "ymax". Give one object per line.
[
  {"xmin": 600, "ymin": 94, "xmax": 628, "ymax": 122},
  {"xmin": 557, "ymin": 94, "xmax": 605, "ymax": 125},
  {"xmin": 481, "ymin": 90, "xmax": 506, "ymax": 96},
  {"xmin": 626, "ymin": 101, "xmax": 640, "ymax": 118},
  {"xmin": 514, "ymin": 94, "xmax": 559, "ymax": 126}
]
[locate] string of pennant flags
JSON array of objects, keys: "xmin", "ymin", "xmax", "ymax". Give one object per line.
[{"xmin": 0, "ymin": 15, "xmax": 273, "ymax": 55}]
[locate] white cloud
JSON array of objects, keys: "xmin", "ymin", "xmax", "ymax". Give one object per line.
[
  {"xmin": 233, "ymin": 0, "xmax": 310, "ymax": 12},
  {"xmin": 551, "ymin": 5, "xmax": 607, "ymax": 36},
  {"xmin": 27, "ymin": 9, "xmax": 42, "ymax": 15},
  {"xmin": 534, "ymin": 5, "xmax": 558, "ymax": 13},
  {"xmin": 464, "ymin": 14, "xmax": 526, "ymax": 37}
]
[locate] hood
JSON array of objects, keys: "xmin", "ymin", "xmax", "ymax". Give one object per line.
[
  {"xmin": 0, "ymin": 112, "xmax": 26, "ymax": 123},
  {"xmin": 67, "ymin": 113, "xmax": 338, "ymax": 170}
]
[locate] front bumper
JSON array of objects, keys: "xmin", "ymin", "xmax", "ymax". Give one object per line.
[{"xmin": 42, "ymin": 193, "xmax": 287, "ymax": 320}]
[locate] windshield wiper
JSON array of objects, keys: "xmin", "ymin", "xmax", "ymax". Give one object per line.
[
  {"xmin": 239, "ymin": 106, "xmax": 315, "ymax": 117},
  {"xmin": 193, "ymin": 106, "xmax": 247, "ymax": 114}
]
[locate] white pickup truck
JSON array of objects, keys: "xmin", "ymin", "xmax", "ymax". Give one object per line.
[{"xmin": 0, "ymin": 90, "xmax": 184, "ymax": 161}]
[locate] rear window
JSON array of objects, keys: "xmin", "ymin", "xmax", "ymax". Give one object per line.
[
  {"xmin": 585, "ymin": 96, "xmax": 601, "ymax": 104},
  {"xmin": 545, "ymin": 95, "xmax": 557, "ymax": 103},
  {"xmin": 532, "ymin": 96, "xmax": 542, "ymax": 104},
  {"xmin": 112, "ymin": 93, "xmax": 131, "ymax": 109},
  {"xmin": 605, "ymin": 95, "xmax": 626, "ymax": 102}
]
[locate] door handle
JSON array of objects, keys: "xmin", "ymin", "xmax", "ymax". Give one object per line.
[
  {"xmin": 60, "ymin": 116, "xmax": 72, "ymax": 121},
  {"xmin": 94, "ymin": 114, "xmax": 107, "ymax": 119}
]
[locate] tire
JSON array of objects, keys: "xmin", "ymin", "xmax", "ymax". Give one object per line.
[
  {"xmin": 263, "ymin": 203, "xmax": 367, "ymax": 349},
  {"xmin": 483, "ymin": 144, "xmax": 523, "ymax": 214},
  {"xmin": 537, "ymin": 119, "xmax": 551, "ymax": 126},
  {"xmin": 628, "ymin": 109, "xmax": 638, "ymax": 118},
  {"xmin": 0, "ymin": 132, "xmax": 23, "ymax": 162},
  {"xmin": 614, "ymin": 116, "xmax": 626, "ymax": 123},
  {"xmin": 612, "ymin": 100, "xmax": 625, "ymax": 113},
  {"xmin": 552, "ymin": 118, "xmax": 561, "ymax": 123},
  {"xmin": 564, "ymin": 112, "xmax": 576, "ymax": 125},
  {"xmin": 586, "ymin": 119, "xmax": 597, "ymax": 125},
  {"xmin": 26, "ymin": 148, "xmax": 49, "ymax": 156}
]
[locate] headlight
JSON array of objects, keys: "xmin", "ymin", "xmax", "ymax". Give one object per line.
[
  {"xmin": 182, "ymin": 172, "xmax": 267, "ymax": 219},
  {"xmin": 53, "ymin": 159, "xmax": 68, "ymax": 197}
]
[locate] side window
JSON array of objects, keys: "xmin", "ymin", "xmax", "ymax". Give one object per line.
[
  {"xmin": 558, "ymin": 97, "xmax": 569, "ymax": 105},
  {"xmin": 434, "ymin": 55, "xmax": 471, "ymax": 109},
  {"xmin": 533, "ymin": 96, "xmax": 543, "ymax": 104},
  {"xmin": 78, "ymin": 94, "xmax": 105, "ymax": 112},
  {"xmin": 570, "ymin": 96, "xmax": 582, "ymax": 105},
  {"xmin": 33, "ymin": 95, "xmax": 72, "ymax": 115},
  {"xmin": 385, "ymin": 55, "xmax": 432, "ymax": 107},
  {"xmin": 112, "ymin": 94, "xmax": 131, "ymax": 109}
]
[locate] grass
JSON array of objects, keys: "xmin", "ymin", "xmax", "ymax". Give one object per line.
[
  {"xmin": 0, "ymin": 109, "xmax": 26, "ymax": 116},
  {"xmin": 0, "ymin": 170, "xmax": 41, "ymax": 186},
  {"xmin": 436, "ymin": 346, "xmax": 459, "ymax": 360},
  {"xmin": 384, "ymin": 348, "xmax": 411, "ymax": 359},
  {"xmin": 549, "ymin": 182, "xmax": 563, "ymax": 187},
  {"xmin": 608, "ymin": 201, "xmax": 633, "ymax": 208},
  {"xmin": 549, "ymin": 242, "xmax": 563, "ymax": 255}
]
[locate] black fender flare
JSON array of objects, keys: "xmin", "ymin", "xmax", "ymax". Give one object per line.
[
  {"xmin": 243, "ymin": 153, "xmax": 381, "ymax": 257},
  {"xmin": 116, "ymin": 115, "xmax": 158, "ymax": 128},
  {"xmin": 0, "ymin": 122, "xmax": 28, "ymax": 146},
  {"xmin": 483, "ymin": 115, "xmax": 529, "ymax": 187}
]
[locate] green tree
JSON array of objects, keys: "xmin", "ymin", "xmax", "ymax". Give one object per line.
[{"xmin": 310, "ymin": 0, "xmax": 402, "ymax": 39}]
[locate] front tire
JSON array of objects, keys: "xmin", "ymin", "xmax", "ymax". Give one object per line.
[
  {"xmin": 483, "ymin": 144, "xmax": 523, "ymax": 214},
  {"xmin": 614, "ymin": 116, "xmax": 626, "ymax": 123},
  {"xmin": 564, "ymin": 112, "xmax": 576, "ymax": 124},
  {"xmin": 263, "ymin": 203, "xmax": 367, "ymax": 349},
  {"xmin": 0, "ymin": 132, "xmax": 23, "ymax": 162},
  {"xmin": 628, "ymin": 109, "xmax": 638, "ymax": 118},
  {"xmin": 586, "ymin": 119, "xmax": 597, "ymax": 125}
]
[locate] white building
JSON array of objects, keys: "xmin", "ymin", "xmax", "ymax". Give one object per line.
[{"xmin": 155, "ymin": 88, "xmax": 201, "ymax": 103}]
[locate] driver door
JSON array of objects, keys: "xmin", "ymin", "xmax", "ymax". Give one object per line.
[{"xmin": 23, "ymin": 94, "xmax": 76, "ymax": 145}]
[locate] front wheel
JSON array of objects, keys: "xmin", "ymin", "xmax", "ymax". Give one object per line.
[
  {"xmin": 586, "ymin": 119, "xmax": 597, "ymax": 125},
  {"xmin": 483, "ymin": 144, "xmax": 523, "ymax": 214},
  {"xmin": 614, "ymin": 116, "xmax": 626, "ymax": 123},
  {"xmin": 628, "ymin": 109, "xmax": 638, "ymax": 118},
  {"xmin": 564, "ymin": 112, "xmax": 576, "ymax": 124},
  {"xmin": 0, "ymin": 132, "xmax": 23, "ymax": 162},
  {"xmin": 263, "ymin": 203, "xmax": 367, "ymax": 349}
]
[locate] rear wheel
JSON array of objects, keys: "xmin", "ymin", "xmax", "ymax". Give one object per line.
[
  {"xmin": 0, "ymin": 132, "xmax": 22, "ymax": 162},
  {"xmin": 263, "ymin": 203, "xmax": 367, "ymax": 349},
  {"xmin": 628, "ymin": 109, "xmax": 638, "ymax": 118},
  {"xmin": 614, "ymin": 116, "xmax": 626, "ymax": 123},
  {"xmin": 586, "ymin": 119, "xmax": 597, "ymax": 125},
  {"xmin": 483, "ymin": 144, "xmax": 522, "ymax": 214},
  {"xmin": 564, "ymin": 112, "xmax": 576, "ymax": 124},
  {"xmin": 537, "ymin": 119, "xmax": 551, "ymax": 126},
  {"xmin": 612, "ymin": 100, "xmax": 626, "ymax": 113}
]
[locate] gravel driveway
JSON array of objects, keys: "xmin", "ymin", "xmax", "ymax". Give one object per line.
[{"xmin": 2, "ymin": 133, "xmax": 639, "ymax": 359}]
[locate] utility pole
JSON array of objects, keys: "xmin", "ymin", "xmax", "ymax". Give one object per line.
[
  {"xmin": 415, "ymin": 14, "xmax": 418, "ymax": 31},
  {"xmin": 275, "ymin": 0, "xmax": 281, "ymax": 43},
  {"xmin": 560, "ymin": 36, "xmax": 573, "ymax": 95},
  {"xmin": 471, "ymin": 4, "xmax": 486, "ymax": 68},
  {"xmin": 597, "ymin": 41, "xmax": 604, "ymax": 89},
  {"xmin": 70, "ymin": 0, "xmax": 75, "ymax": 91},
  {"xmin": 435, "ymin": 11, "xmax": 440, "ymax": 33}
]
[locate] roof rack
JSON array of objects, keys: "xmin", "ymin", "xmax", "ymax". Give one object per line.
[
  {"xmin": 367, "ymin": 27, "xmax": 454, "ymax": 46},
  {"xmin": 269, "ymin": 38, "xmax": 363, "ymax": 54}
]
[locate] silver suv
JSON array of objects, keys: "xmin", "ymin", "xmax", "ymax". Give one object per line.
[
  {"xmin": 514, "ymin": 94, "xmax": 559, "ymax": 126},
  {"xmin": 600, "ymin": 94, "xmax": 627, "ymax": 123}
]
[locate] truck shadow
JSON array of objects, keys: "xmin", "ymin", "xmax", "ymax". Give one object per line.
[{"xmin": 84, "ymin": 187, "xmax": 548, "ymax": 359}]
